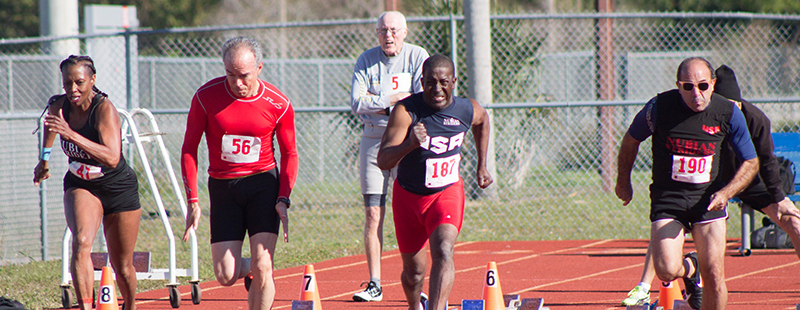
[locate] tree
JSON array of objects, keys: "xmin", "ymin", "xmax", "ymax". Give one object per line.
[
  {"xmin": 0, "ymin": 0, "xmax": 38, "ymax": 38},
  {"xmin": 92, "ymin": 0, "xmax": 221, "ymax": 29},
  {"xmin": 620, "ymin": 0, "xmax": 800, "ymax": 14}
]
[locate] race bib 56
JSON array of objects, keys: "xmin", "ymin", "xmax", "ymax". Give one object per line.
[
  {"xmin": 221, "ymin": 134, "xmax": 261, "ymax": 163},
  {"xmin": 671, "ymin": 154, "xmax": 712, "ymax": 184}
]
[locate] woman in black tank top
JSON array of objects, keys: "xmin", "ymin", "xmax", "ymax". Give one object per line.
[{"xmin": 33, "ymin": 55, "xmax": 141, "ymax": 310}]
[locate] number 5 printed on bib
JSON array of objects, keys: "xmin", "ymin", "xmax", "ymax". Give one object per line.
[
  {"xmin": 381, "ymin": 72, "xmax": 412, "ymax": 95},
  {"xmin": 221, "ymin": 134, "xmax": 261, "ymax": 163}
]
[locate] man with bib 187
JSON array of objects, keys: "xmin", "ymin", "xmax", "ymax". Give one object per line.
[{"xmin": 378, "ymin": 54, "xmax": 493, "ymax": 310}]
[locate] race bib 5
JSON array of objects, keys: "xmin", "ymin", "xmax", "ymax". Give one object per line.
[
  {"xmin": 69, "ymin": 161, "xmax": 104, "ymax": 180},
  {"xmin": 425, "ymin": 153, "xmax": 460, "ymax": 188},
  {"xmin": 221, "ymin": 134, "xmax": 261, "ymax": 163},
  {"xmin": 381, "ymin": 72, "xmax": 412, "ymax": 95},
  {"xmin": 671, "ymin": 154, "xmax": 712, "ymax": 184}
]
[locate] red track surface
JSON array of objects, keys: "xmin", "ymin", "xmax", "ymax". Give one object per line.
[{"xmin": 113, "ymin": 239, "xmax": 800, "ymax": 309}]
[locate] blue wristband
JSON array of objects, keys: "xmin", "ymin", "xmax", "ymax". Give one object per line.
[{"xmin": 41, "ymin": 147, "xmax": 52, "ymax": 161}]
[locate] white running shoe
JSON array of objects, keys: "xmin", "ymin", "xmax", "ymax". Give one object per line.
[{"xmin": 353, "ymin": 281, "xmax": 383, "ymax": 302}]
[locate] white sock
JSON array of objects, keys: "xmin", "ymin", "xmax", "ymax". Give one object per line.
[{"xmin": 638, "ymin": 282, "xmax": 651, "ymax": 292}]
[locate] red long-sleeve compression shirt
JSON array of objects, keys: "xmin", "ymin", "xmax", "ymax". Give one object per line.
[{"xmin": 181, "ymin": 77, "xmax": 298, "ymax": 203}]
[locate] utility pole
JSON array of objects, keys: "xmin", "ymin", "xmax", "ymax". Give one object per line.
[
  {"xmin": 385, "ymin": 0, "xmax": 401, "ymax": 11},
  {"xmin": 596, "ymin": 0, "xmax": 616, "ymax": 193},
  {"xmin": 465, "ymin": 0, "xmax": 497, "ymax": 199}
]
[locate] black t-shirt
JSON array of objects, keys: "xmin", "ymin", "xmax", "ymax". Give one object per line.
[
  {"xmin": 718, "ymin": 98, "xmax": 786, "ymax": 203},
  {"xmin": 651, "ymin": 90, "xmax": 735, "ymax": 191},
  {"xmin": 396, "ymin": 94, "xmax": 473, "ymax": 195},
  {"xmin": 58, "ymin": 93, "xmax": 130, "ymax": 181}
]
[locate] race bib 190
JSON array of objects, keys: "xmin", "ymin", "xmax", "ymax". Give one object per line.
[
  {"xmin": 671, "ymin": 154, "xmax": 712, "ymax": 184},
  {"xmin": 221, "ymin": 134, "xmax": 261, "ymax": 163},
  {"xmin": 380, "ymin": 72, "xmax": 412, "ymax": 95},
  {"xmin": 69, "ymin": 161, "xmax": 104, "ymax": 180},
  {"xmin": 425, "ymin": 153, "xmax": 460, "ymax": 188}
]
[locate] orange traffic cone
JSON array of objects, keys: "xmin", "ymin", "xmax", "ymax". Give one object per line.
[
  {"xmin": 482, "ymin": 262, "xmax": 505, "ymax": 310},
  {"xmin": 299, "ymin": 264, "xmax": 322, "ymax": 309},
  {"xmin": 97, "ymin": 266, "xmax": 119, "ymax": 310},
  {"xmin": 658, "ymin": 279, "xmax": 683, "ymax": 310}
]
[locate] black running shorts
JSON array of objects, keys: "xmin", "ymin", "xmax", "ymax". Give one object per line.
[
  {"xmin": 650, "ymin": 185, "xmax": 728, "ymax": 230},
  {"xmin": 208, "ymin": 169, "xmax": 281, "ymax": 243},
  {"xmin": 63, "ymin": 166, "xmax": 141, "ymax": 215}
]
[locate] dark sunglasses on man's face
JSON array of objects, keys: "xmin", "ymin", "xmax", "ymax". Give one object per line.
[{"xmin": 680, "ymin": 82, "xmax": 710, "ymax": 91}]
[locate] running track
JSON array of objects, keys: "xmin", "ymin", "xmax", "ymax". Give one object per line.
[{"xmin": 118, "ymin": 239, "xmax": 800, "ymax": 309}]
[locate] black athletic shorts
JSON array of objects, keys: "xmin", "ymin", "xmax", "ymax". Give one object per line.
[
  {"xmin": 208, "ymin": 169, "xmax": 280, "ymax": 243},
  {"xmin": 736, "ymin": 180, "xmax": 773, "ymax": 212},
  {"xmin": 62, "ymin": 166, "xmax": 141, "ymax": 215},
  {"xmin": 650, "ymin": 185, "xmax": 728, "ymax": 230}
]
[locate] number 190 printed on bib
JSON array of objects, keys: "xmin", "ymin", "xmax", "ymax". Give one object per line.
[
  {"xmin": 425, "ymin": 153, "xmax": 460, "ymax": 188},
  {"xmin": 221, "ymin": 134, "xmax": 261, "ymax": 163},
  {"xmin": 671, "ymin": 154, "xmax": 712, "ymax": 184}
]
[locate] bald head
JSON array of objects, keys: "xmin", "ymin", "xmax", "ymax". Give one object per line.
[
  {"xmin": 677, "ymin": 57, "xmax": 715, "ymax": 82},
  {"xmin": 377, "ymin": 11, "xmax": 407, "ymax": 29}
]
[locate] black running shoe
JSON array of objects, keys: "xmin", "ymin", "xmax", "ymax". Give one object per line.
[{"xmin": 683, "ymin": 252, "xmax": 702, "ymax": 309}]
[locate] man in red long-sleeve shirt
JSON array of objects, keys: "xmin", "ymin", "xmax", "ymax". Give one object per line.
[{"xmin": 180, "ymin": 36, "xmax": 298, "ymax": 310}]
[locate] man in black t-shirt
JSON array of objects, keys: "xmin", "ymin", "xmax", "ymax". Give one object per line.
[{"xmin": 616, "ymin": 57, "xmax": 759, "ymax": 310}]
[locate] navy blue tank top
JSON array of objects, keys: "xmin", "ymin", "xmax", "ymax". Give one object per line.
[
  {"xmin": 651, "ymin": 89, "xmax": 734, "ymax": 191},
  {"xmin": 59, "ymin": 93, "xmax": 130, "ymax": 181},
  {"xmin": 396, "ymin": 94, "xmax": 473, "ymax": 195}
]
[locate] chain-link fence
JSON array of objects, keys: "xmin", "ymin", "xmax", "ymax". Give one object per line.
[{"xmin": 2, "ymin": 13, "xmax": 800, "ymax": 267}]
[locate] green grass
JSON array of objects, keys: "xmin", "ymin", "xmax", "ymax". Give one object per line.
[{"xmin": 0, "ymin": 169, "xmax": 754, "ymax": 309}]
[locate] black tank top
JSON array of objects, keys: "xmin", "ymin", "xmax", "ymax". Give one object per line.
[
  {"xmin": 397, "ymin": 94, "xmax": 473, "ymax": 195},
  {"xmin": 59, "ymin": 93, "xmax": 130, "ymax": 180},
  {"xmin": 651, "ymin": 90, "xmax": 734, "ymax": 191}
]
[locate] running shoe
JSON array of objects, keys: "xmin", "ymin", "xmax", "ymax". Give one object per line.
[
  {"xmin": 352, "ymin": 281, "xmax": 383, "ymax": 302},
  {"xmin": 620, "ymin": 285, "xmax": 650, "ymax": 306},
  {"xmin": 683, "ymin": 252, "xmax": 702, "ymax": 309},
  {"xmin": 244, "ymin": 273, "xmax": 253, "ymax": 292}
]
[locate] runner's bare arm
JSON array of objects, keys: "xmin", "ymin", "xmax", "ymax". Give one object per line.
[
  {"xmin": 470, "ymin": 99, "xmax": 493, "ymax": 189},
  {"xmin": 377, "ymin": 103, "xmax": 420, "ymax": 170},
  {"xmin": 709, "ymin": 157, "xmax": 759, "ymax": 210},
  {"xmin": 44, "ymin": 98, "xmax": 122, "ymax": 168},
  {"xmin": 616, "ymin": 133, "xmax": 641, "ymax": 206}
]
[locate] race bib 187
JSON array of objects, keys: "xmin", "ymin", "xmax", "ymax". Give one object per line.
[
  {"xmin": 425, "ymin": 153, "xmax": 460, "ymax": 188},
  {"xmin": 671, "ymin": 154, "xmax": 712, "ymax": 184},
  {"xmin": 221, "ymin": 134, "xmax": 261, "ymax": 163}
]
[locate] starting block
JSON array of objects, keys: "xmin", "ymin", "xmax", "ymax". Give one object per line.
[
  {"xmin": 462, "ymin": 297, "xmax": 545, "ymax": 310},
  {"xmin": 503, "ymin": 294, "xmax": 521, "ymax": 308},
  {"xmin": 518, "ymin": 298, "xmax": 547, "ymax": 310},
  {"xmin": 462, "ymin": 299, "xmax": 484, "ymax": 310},
  {"xmin": 672, "ymin": 300, "xmax": 692, "ymax": 310},
  {"xmin": 625, "ymin": 306, "xmax": 649, "ymax": 310},
  {"xmin": 91, "ymin": 252, "xmax": 151, "ymax": 272},
  {"xmin": 291, "ymin": 300, "xmax": 314, "ymax": 310}
]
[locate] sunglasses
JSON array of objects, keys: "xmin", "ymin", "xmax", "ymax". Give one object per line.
[{"xmin": 679, "ymin": 82, "xmax": 710, "ymax": 91}]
